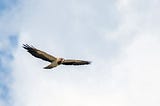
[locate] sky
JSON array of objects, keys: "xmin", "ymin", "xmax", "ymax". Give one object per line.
[{"xmin": 0, "ymin": 0, "xmax": 160, "ymax": 106}]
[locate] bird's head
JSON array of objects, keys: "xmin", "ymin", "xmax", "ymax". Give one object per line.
[{"xmin": 57, "ymin": 58, "xmax": 65, "ymax": 65}]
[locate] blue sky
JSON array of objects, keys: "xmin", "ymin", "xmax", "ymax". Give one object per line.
[
  {"xmin": 0, "ymin": 0, "xmax": 160, "ymax": 106},
  {"xmin": 0, "ymin": 35, "xmax": 18, "ymax": 106},
  {"xmin": 0, "ymin": 0, "xmax": 19, "ymax": 105},
  {"xmin": 0, "ymin": 35, "xmax": 18, "ymax": 105}
]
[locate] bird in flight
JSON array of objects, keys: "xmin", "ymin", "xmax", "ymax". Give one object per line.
[{"xmin": 23, "ymin": 44, "xmax": 91, "ymax": 69}]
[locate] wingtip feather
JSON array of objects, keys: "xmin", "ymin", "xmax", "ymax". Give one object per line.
[
  {"xmin": 23, "ymin": 44, "xmax": 35, "ymax": 50},
  {"xmin": 87, "ymin": 61, "xmax": 91, "ymax": 64}
]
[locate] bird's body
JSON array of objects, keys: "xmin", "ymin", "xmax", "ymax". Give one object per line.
[
  {"xmin": 23, "ymin": 44, "xmax": 91, "ymax": 69},
  {"xmin": 44, "ymin": 58, "xmax": 64, "ymax": 69}
]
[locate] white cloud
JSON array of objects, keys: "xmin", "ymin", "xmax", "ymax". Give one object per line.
[
  {"xmin": 111, "ymin": 34, "xmax": 160, "ymax": 106},
  {"xmin": 1, "ymin": 0, "xmax": 158, "ymax": 106},
  {"xmin": 127, "ymin": 35, "xmax": 160, "ymax": 106}
]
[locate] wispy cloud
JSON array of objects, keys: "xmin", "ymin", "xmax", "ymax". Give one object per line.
[
  {"xmin": 0, "ymin": 0, "xmax": 160, "ymax": 106},
  {"xmin": 0, "ymin": 35, "xmax": 18, "ymax": 106},
  {"xmin": 0, "ymin": 0, "xmax": 20, "ymax": 106}
]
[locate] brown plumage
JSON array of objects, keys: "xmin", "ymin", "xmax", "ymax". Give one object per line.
[{"xmin": 23, "ymin": 44, "xmax": 91, "ymax": 69}]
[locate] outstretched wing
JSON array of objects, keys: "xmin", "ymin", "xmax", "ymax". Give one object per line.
[
  {"xmin": 23, "ymin": 44, "xmax": 57, "ymax": 62},
  {"xmin": 62, "ymin": 59, "xmax": 91, "ymax": 65}
]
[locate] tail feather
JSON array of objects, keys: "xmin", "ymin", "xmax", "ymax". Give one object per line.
[{"xmin": 43, "ymin": 62, "xmax": 57, "ymax": 69}]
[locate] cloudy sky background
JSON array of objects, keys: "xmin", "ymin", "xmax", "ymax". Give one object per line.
[{"xmin": 0, "ymin": 0, "xmax": 160, "ymax": 106}]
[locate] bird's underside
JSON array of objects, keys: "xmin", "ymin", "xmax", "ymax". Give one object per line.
[{"xmin": 23, "ymin": 44, "xmax": 91, "ymax": 69}]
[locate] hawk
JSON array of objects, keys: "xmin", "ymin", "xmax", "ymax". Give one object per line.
[{"xmin": 23, "ymin": 44, "xmax": 91, "ymax": 69}]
